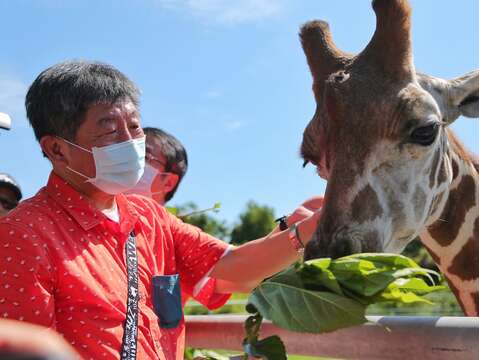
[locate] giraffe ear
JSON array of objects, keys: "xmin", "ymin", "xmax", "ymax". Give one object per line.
[
  {"xmin": 418, "ymin": 70, "xmax": 479, "ymax": 123},
  {"xmin": 453, "ymin": 70, "xmax": 479, "ymax": 119}
]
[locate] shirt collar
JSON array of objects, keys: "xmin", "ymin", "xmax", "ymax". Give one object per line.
[{"xmin": 45, "ymin": 172, "xmax": 139, "ymax": 233}]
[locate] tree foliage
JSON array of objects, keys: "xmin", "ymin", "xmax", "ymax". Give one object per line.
[
  {"xmin": 173, "ymin": 201, "xmax": 230, "ymax": 240},
  {"xmin": 402, "ymin": 237, "xmax": 438, "ymax": 271},
  {"xmin": 230, "ymin": 201, "xmax": 276, "ymax": 245}
]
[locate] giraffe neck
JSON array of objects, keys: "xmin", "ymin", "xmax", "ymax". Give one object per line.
[{"xmin": 420, "ymin": 131, "xmax": 479, "ymax": 315}]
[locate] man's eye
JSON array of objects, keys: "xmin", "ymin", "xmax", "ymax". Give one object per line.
[{"xmin": 410, "ymin": 123, "xmax": 439, "ymax": 146}]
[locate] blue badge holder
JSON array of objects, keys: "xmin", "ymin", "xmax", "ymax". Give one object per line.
[{"xmin": 151, "ymin": 274, "xmax": 183, "ymax": 329}]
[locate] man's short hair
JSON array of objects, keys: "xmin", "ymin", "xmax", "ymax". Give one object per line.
[
  {"xmin": 0, "ymin": 173, "xmax": 22, "ymax": 201},
  {"xmin": 25, "ymin": 60, "xmax": 140, "ymax": 143},
  {"xmin": 143, "ymin": 127, "xmax": 188, "ymax": 202}
]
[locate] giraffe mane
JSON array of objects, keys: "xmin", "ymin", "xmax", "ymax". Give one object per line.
[{"xmin": 446, "ymin": 129, "xmax": 479, "ymax": 172}]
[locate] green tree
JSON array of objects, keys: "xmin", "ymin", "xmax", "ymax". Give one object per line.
[
  {"xmin": 172, "ymin": 201, "xmax": 230, "ymax": 239},
  {"xmin": 230, "ymin": 201, "xmax": 276, "ymax": 245}
]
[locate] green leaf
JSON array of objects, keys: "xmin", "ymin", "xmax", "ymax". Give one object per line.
[
  {"xmin": 246, "ymin": 253, "xmax": 445, "ymax": 339},
  {"xmin": 248, "ymin": 253, "xmax": 445, "ymax": 335},
  {"xmin": 243, "ymin": 336, "xmax": 286, "ymax": 360},
  {"xmin": 338, "ymin": 253, "xmax": 421, "ymax": 269},
  {"xmin": 373, "ymin": 278, "xmax": 446, "ymax": 304},
  {"xmin": 184, "ymin": 347, "xmax": 235, "ymax": 360},
  {"xmin": 243, "ymin": 311, "xmax": 288, "ymax": 359},
  {"xmin": 191, "ymin": 349, "xmax": 232, "ymax": 360},
  {"xmin": 166, "ymin": 206, "xmax": 178, "ymax": 215},
  {"xmin": 248, "ymin": 282, "xmax": 367, "ymax": 333},
  {"xmin": 245, "ymin": 303, "xmax": 258, "ymax": 314},
  {"xmin": 213, "ymin": 202, "xmax": 221, "ymax": 212},
  {"xmin": 299, "ymin": 260, "xmax": 344, "ymax": 295},
  {"xmin": 244, "ymin": 313, "xmax": 263, "ymax": 343},
  {"xmin": 266, "ymin": 265, "xmax": 304, "ymax": 288},
  {"xmin": 328, "ymin": 256, "xmax": 440, "ymax": 297}
]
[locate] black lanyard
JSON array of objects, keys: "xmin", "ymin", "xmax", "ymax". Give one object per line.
[{"xmin": 121, "ymin": 231, "xmax": 139, "ymax": 360}]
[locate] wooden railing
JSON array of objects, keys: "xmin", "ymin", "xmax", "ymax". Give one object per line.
[{"xmin": 186, "ymin": 314, "xmax": 479, "ymax": 360}]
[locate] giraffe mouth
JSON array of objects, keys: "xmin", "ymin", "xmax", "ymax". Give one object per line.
[
  {"xmin": 384, "ymin": 234, "xmax": 416, "ymax": 253},
  {"xmin": 314, "ymin": 163, "xmax": 330, "ymax": 180}
]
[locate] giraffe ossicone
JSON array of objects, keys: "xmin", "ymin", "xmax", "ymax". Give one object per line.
[{"xmin": 300, "ymin": 0, "xmax": 479, "ymax": 315}]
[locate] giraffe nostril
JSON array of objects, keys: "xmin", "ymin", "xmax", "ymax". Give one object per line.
[
  {"xmin": 330, "ymin": 240, "xmax": 352, "ymax": 259},
  {"xmin": 303, "ymin": 231, "xmax": 322, "ymax": 261}
]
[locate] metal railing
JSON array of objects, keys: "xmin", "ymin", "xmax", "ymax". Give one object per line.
[{"xmin": 185, "ymin": 314, "xmax": 479, "ymax": 360}]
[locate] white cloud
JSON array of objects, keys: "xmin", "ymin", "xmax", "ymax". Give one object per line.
[
  {"xmin": 0, "ymin": 75, "xmax": 28, "ymax": 128},
  {"xmin": 203, "ymin": 90, "xmax": 222, "ymax": 99},
  {"xmin": 157, "ymin": 0, "xmax": 286, "ymax": 25},
  {"xmin": 224, "ymin": 120, "xmax": 243, "ymax": 131}
]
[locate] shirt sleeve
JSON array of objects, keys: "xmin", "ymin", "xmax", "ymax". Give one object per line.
[
  {"xmin": 166, "ymin": 212, "xmax": 231, "ymax": 310},
  {"xmin": 0, "ymin": 222, "xmax": 56, "ymax": 327}
]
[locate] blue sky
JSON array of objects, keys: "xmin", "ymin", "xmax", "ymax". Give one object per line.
[{"xmin": 0, "ymin": 0, "xmax": 477, "ymax": 226}]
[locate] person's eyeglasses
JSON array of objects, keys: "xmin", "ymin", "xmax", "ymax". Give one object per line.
[
  {"xmin": 145, "ymin": 154, "xmax": 168, "ymax": 170},
  {"xmin": 0, "ymin": 197, "xmax": 18, "ymax": 211}
]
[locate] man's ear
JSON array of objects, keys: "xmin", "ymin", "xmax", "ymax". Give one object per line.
[
  {"xmin": 162, "ymin": 173, "xmax": 179, "ymax": 193},
  {"xmin": 40, "ymin": 136, "xmax": 70, "ymax": 166},
  {"xmin": 418, "ymin": 70, "xmax": 479, "ymax": 123}
]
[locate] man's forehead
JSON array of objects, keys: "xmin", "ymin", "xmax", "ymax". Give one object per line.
[
  {"xmin": 146, "ymin": 136, "xmax": 166, "ymax": 159},
  {"xmin": 88, "ymin": 100, "xmax": 139, "ymax": 119},
  {"xmin": 146, "ymin": 135, "xmax": 162, "ymax": 150},
  {"xmin": 0, "ymin": 187, "xmax": 17, "ymax": 201}
]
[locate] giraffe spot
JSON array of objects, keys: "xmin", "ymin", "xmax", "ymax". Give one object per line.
[
  {"xmin": 448, "ymin": 217, "xmax": 479, "ymax": 281},
  {"xmin": 472, "ymin": 292, "xmax": 479, "ymax": 316},
  {"xmin": 451, "ymin": 158, "xmax": 459, "ymax": 181},
  {"xmin": 351, "ymin": 184, "xmax": 383, "ymax": 223},
  {"xmin": 428, "ymin": 175, "xmax": 476, "ymax": 247},
  {"xmin": 429, "ymin": 150, "xmax": 441, "ymax": 188}
]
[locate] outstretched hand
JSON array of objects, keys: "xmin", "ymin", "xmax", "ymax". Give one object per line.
[{"xmin": 287, "ymin": 196, "xmax": 323, "ymax": 226}]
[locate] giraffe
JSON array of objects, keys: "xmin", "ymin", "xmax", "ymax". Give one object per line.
[{"xmin": 299, "ymin": 0, "xmax": 479, "ymax": 315}]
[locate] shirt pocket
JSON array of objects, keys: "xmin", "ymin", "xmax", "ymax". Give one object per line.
[{"xmin": 151, "ymin": 274, "xmax": 183, "ymax": 329}]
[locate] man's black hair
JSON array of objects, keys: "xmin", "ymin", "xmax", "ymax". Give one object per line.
[
  {"xmin": 143, "ymin": 127, "xmax": 188, "ymax": 202},
  {"xmin": 25, "ymin": 60, "xmax": 140, "ymax": 143}
]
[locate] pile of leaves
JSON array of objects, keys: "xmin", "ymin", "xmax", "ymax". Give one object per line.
[{"xmin": 243, "ymin": 253, "xmax": 445, "ymax": 359}]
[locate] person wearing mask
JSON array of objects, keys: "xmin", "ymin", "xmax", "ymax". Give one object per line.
[
  {"xmin": 0, "ymin": 173, "xmax": 22, "ymax": 217},
  {"xmin": 129, "ymin": 127, "xmax": 187, "ymax": 205},
  {"xmin": 0, "ymin": 60, "xmax": 321, "ymax": 360},
  {"xmin": 0, "ymin": 112, "xmax": 12, "ymax": 131},
  {"xmin": 0, "ymin": 113, "xmax": 76, "ymax": 360}
]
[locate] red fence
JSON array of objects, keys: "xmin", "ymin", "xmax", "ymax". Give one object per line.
[{"xmin": 186, "ymin": 314, "xmax": 479, "ymax": 360}]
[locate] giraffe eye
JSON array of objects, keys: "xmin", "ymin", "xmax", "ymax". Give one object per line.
[{"xmin": 410, "ymin": 123, "xmax": 439, "ymax": 146}]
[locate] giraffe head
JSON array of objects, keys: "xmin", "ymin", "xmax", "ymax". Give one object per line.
[{"xmin": 301, "ymin": 0, "xmax": 479, "ymax": 260}]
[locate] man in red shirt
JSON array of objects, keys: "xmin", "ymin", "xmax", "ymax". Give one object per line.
[{"xmin": 0, "ymin": 61, "xmax": 321, "ymax": 360}]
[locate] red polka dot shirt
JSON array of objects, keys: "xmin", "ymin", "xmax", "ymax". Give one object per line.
[{"xmin": 0, "ymin": 172, "xmax": 231, "ymax": 360}]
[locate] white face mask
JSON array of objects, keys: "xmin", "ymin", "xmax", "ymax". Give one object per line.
[
  {"xmin": 63, "ymin": 137, "xmax": 146, "ymax": 195},
  {"xmin": 126, "ymin": 163, "xmax": 167, "ymax": 198}
]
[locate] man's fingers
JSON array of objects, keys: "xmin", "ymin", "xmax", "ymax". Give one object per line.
[{"xmin": 301, "ymin": 196, "xmax": 324, "ymax": 211}]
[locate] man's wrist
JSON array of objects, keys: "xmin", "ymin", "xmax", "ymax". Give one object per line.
[{"xmin": 288, "ymin": 223, "xmax": 305, "ymax": 256}]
